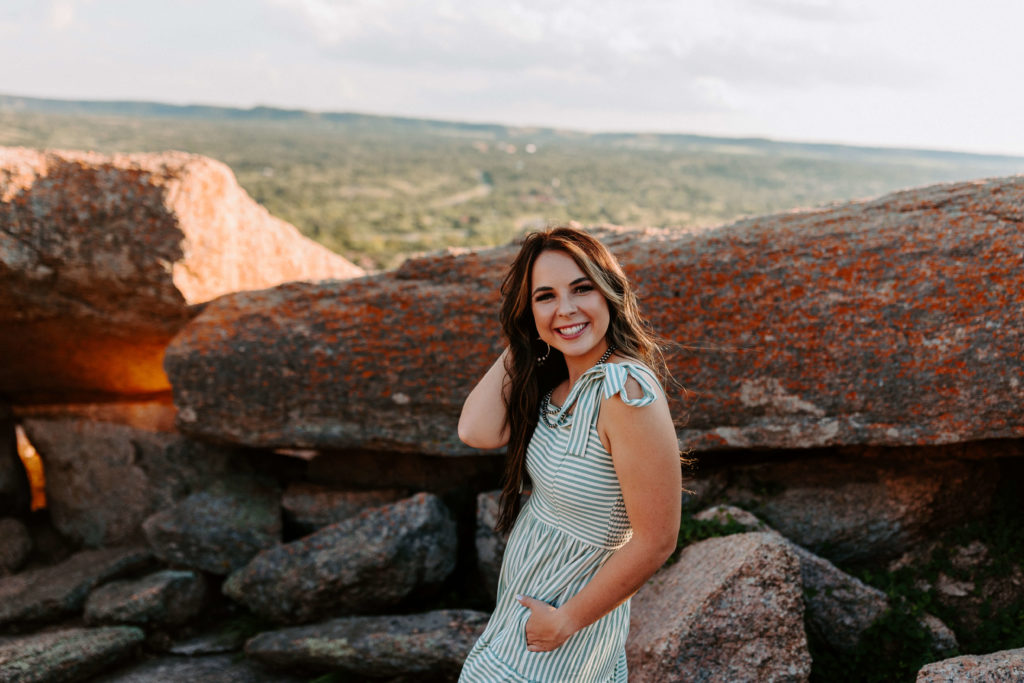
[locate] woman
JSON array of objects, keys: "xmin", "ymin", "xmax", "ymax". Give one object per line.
[{"xmin": 458, "ymin": 227, "xmax": 681, "ymax": 682}]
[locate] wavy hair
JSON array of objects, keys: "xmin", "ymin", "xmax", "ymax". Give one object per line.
[{"xmin": 494, "ymin": 226, "xmax": 672, "ymax": 534}]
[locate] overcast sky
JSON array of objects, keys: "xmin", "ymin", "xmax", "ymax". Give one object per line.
[{"xmin": 3, "ymin": 0, "xmax": 1023, "ymax": 156}]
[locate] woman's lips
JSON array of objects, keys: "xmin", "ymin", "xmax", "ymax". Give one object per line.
[{"xmin": 555, "ymin": 322, "xmax": 588, "ymax": 339}]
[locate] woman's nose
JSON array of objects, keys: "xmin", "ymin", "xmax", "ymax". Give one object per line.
[{"xmin": 557, "ymin": 296, "xmax": 578, "ymax": 315}]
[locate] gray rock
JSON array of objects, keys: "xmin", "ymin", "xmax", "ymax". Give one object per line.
[
  {"xmin": 721, "ymin": 451, "xmax": 1000, "ymax": 563},
  {"xmin": 245, "ymin": 609, "xmax": 489, "ymax": 677},
  {"xmin": 281, "ymin": 482, "xmax": 407, "ymax": 534},
  {"xmin": 0, "ymin": 546, "xmax": 152, "ymax": 629},
  {"xmin": 695, "ymin": 505, "xmax": 956, "ymax": 655},
  {"xmin": 627, "ymin": 532, "xmax": 811, "ymax": 682},
  {"xmin": 917, "ymin": 647, "xmax": 1024, "ymax": 682},
  {"xmin": 223, "ymin": 492, "xmax": 457, "ymax": 623},
  {"xmin": 85, "ymin": 569, "xmax": 207, "ymax": 626},
  {"xmin": 142, "ymin": 477, "xmax": 281, "ymax": 575},
  {"xmin": 695, "ymin": 504, "xmax": 887, "ymax": 652},
  {"xmin": 0, "ymin": 409, "xmax": 29, "ymax": 517},
  {"xmin": 0, "ymin": 517, "xmax": 32, "ymax": 574},
  {"xmin": 90, "ymin": 653, "xmax": 305, "ymax": 683},
  {"xmin": 474, "ymin": 490, "xmax": 507, "ymax": 600},
  {"xmin": 0, "ymin": 625, "xmax": 144, "ymax": 682},
  {"xmin": 21, "ymin": 414, "xmax": 233, "ymax": 547}
]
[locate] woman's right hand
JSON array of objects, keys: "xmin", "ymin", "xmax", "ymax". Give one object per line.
[{"xmin": 457, "ymin": 348, "xmax": 511, "ymax": 449}]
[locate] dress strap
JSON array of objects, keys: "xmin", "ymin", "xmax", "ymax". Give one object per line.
[{"xmin": 551, "ymin": 362, "xmax": 660, "ymax": 457}]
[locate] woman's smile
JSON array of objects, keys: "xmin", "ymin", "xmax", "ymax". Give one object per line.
[{"xmin": 555, "ymin": 322, "xmax": 589, "ymax": 339}]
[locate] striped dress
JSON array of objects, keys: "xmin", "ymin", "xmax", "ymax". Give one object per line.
[{"xmin": 460, "ymin": 361, "xmax": 660, "ymax": 683}]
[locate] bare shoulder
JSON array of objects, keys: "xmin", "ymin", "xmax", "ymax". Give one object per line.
[
  {"xmin": 598, "ymin": 358, "xmax": 673, "ymax": 446},
  {"xmin": 606, "ymin": 356, "xmax": 665, "ymax": 402}
]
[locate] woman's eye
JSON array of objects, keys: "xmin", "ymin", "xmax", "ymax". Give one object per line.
[
  {"xmin": 574, "ymin": 285, "xmax": 593, "ymax": 294},
  {"xmin": 535, "ymin": 293, "xmax": 554, "ymax": 302}
]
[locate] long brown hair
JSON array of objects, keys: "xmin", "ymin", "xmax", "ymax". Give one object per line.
[{"xmin": 494, "ymin": 226, "xmax": 672, "ymax": 534}]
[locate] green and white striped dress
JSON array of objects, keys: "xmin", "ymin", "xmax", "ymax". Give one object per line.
[{"xmin": 460, "ymin": 361, "xmax": 661, "ymax": 683}]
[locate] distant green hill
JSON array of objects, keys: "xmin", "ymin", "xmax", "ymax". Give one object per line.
[{"xmin": 3, "ymin": 93, "xmax": 1022, "ymax": 269}]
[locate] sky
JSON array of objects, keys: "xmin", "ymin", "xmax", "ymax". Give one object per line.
[{"xmin": 3, "ymin": 0, "xmax": 1024, "ymax": 156}]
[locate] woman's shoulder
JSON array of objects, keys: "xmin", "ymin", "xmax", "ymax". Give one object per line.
[{"xmin": 602, "ymin": 356, "xmax": 664, "ymax": 403}]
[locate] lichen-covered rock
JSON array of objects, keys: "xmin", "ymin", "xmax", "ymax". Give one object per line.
[
  {"xmin": 90, "ymin": 653, "xmax": 306, "ymax": 683},
  {"xmin": 695, "ymin": 504, "xmax": 956, "ymax": 656},
  {"xmin": 281, "ymin": 482, "xmax": 407, "ymax": 535},
  {"xmin": 0, "ymin": 408, "xmax": 29, "ymax": 517},
  {"xmin": 168, "ymin": 177, "xmax": 1024, "ymax": 453},
  {"xmin": 84, "ymin": 569, "xmax": 207, "ymax": 626},
  {"xmin": 21, "ymin": 411, "xmax": 234, "ymax": 547},
  {"xmin": 0, "ymin": 517, "xmax": 32, "ymax": 575},
  {"xmin": 475, "ymin": 490, "xmax": 507, "ymax": 600},
  {"xmin": 245, "ymin": 609, "xmax": 489, "ymax": 677},
  {"xmin": 0, "ymin": 546, "xmax": 152, "ymax": 629},
  {"xmin": 0, "ymin": 626, "xmax": 144, "ymax": 682},
  {"xmin": 223, "ymin": 493, "xmax": 457, "ymax": 623},
  {"xmin": 0, "ymin": 146, "xmax": 363, "ymax": 403},
  {"xmin": 916, "ymin": 647, "xmax": 1024, "ymax": 682},
  {"xmin": 142, "ymin": 478, "xmax": 281, "ymax": 575},
  {"xmin": 627, "ymin": 532, "xmax": 811, "ymax": 682},
  {"xmin": 721, "ymin": 449, "xmax": 1000, "ymax": 563}
]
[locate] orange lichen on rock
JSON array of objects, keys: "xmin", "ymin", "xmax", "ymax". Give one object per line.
[{"xmin": 165, "ymin": 176, "xmax": 1024, "ymax": 455}]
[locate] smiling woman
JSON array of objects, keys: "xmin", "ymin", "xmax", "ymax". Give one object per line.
[{"xmin": 457, "ymin": 226, "xmax": 682, "ymax": 682}]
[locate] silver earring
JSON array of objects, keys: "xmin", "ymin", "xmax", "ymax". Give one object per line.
[{"xmin": 536, "ymin": 340, "xmax": 551, "ymax": 365}]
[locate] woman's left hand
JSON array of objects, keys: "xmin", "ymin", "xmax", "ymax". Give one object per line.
[{"xmin": 517, "ymin": 594, "xmax": 576, "ymax": 652}]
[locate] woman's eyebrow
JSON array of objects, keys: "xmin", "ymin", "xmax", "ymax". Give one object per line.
[{"xmin": 531, "ymin": 277, "xmax": 591, "ymax": 296}]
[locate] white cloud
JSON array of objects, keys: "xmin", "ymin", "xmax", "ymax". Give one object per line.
[{"xmin": 47, "ymin": 0, "xmax": 76, "ymax": 30}]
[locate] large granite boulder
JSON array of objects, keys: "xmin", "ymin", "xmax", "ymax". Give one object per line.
[
  {"xmin": 626, "ymin": 532, "xmax": 811, "ymax": 682},
  {"xmin": 0, "ymin": 546, "xmax": 152, "ymax": 630},
  {"xmin": 0, "ymin": 626, "xmax": 144, "ymax": 682},
  {"xmin": 917, "ymin": 647, "xmax": 1024, "ymax": 681},
  {"xmin": 20, "ymin": 409, "xmax": 235, "ymax": 547},
  {"xmin": 0, "ymin": 147, "xmax": 363, "ymax": 403},
  {"xmin": 245, "ymin": 610, "xmax": 489, "ymax": 678},
  {"xmin": 84, "ymin": 569, "xmax": 207, "ymax": 626},
  {"xmin": 694, "ymin": 505, "xmax": 957, "ymax": 655},
  {"xmin": 166, "ymin": 176, "xmax": 1024, "ymax": 453},
  {"xmin": 223, "ymin": 493, "xmax": 457, "ymax": 623},
  {"xmin": 720, "ymin": 448, "xmax": 1001, "ymax": 563},
  {"xmin": 142, "ymin": 477, "xmax": 281, "ymax": 575}
]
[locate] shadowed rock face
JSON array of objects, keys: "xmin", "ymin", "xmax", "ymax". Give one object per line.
[
  {"xmin": 0, "ymin": 626, "xmax": 145, "ymax": 682},
  {"xmin": 21, "ymin": 412, "xmax": 236, "ymax": 548},
  {"xmin": 166, "ymin": 176, "xmax": 1024, "ymax": 454},
  {"xmin": 245, "ymin": 610, "xmax": 489, "ymax": 677},
  {"xmin": 222, "ymin": 492, "xmax": 457, "ymax": 623},
  {"xmin": 0, "ymin": 147, "xmax": 363, "ymax": 403},
  {"xmin": 0, "ymin": 546, "xmax": 152, "ymax": 630}
]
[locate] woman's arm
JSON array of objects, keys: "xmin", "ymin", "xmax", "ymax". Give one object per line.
[
  {"xmin": 518, "ymin": 379, "xmax": 681, "ymax": 651},
  {"xmin": 457, "ymin": 348, "xmax": 512, "ymax": 449}
]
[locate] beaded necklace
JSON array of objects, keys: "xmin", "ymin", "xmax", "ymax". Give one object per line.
[{"xmin": 540, "ymin": 346, "xmax": 616, "ymax": 429}]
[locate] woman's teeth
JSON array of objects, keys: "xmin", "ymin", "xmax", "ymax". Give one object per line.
[{"xmin": 557, "ymin": 323, "xmax": 587, "ymax": 337}]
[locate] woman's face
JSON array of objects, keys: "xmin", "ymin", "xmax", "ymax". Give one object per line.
[{"xmin": 530, "ymin": 249, "xmax": 610, "ymax": 364}]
